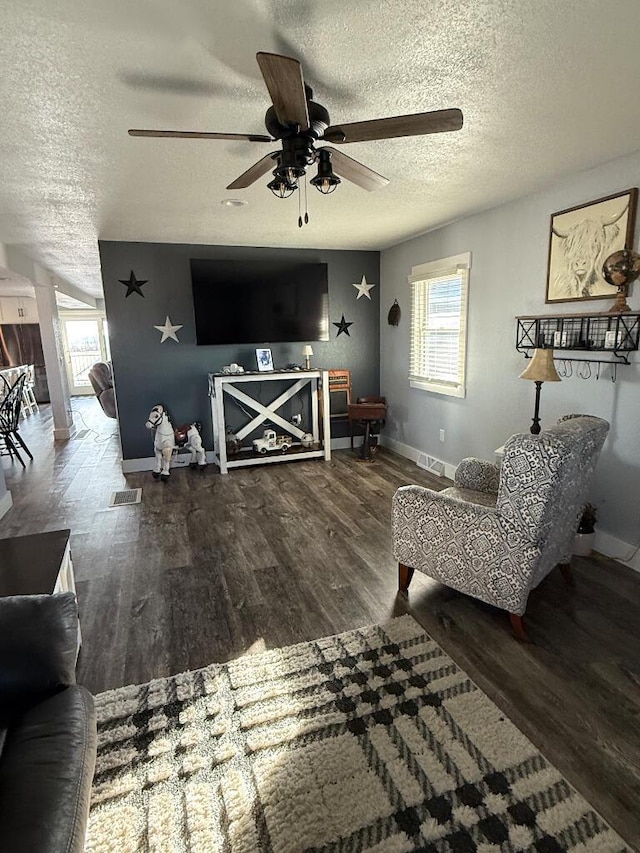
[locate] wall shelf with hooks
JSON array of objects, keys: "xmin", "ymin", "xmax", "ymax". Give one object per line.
[{"xmin": 516, "ymin": 312, "xmax": 640, "ymax": 366}]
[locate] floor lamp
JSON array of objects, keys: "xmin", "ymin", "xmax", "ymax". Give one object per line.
[{"xmin": 519, "ymin": 349, "xmax": 561, "ymax": 434}]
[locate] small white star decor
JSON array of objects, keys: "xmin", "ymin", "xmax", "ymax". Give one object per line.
[
  {"xmin": 154, "ymin": 316, "xmax": 183, "ymax": 343},
  {"xmin": 352, "ymin": 275, "xmax": 376, "ymax": 300}
]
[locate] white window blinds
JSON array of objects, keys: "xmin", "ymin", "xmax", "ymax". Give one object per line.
[{"xmin": 409, "ymin": 255, "xmax": 470, "ymax": 398}]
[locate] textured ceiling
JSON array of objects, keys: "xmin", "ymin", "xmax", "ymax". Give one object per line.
[{"xmin": 2, "ymin": 0, "xmax": 640, "ymax": 299}]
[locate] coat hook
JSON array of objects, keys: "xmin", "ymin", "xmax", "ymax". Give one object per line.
[{"xmin": 578, "ymin": 361, "xmax": 591, "ymax": 379}]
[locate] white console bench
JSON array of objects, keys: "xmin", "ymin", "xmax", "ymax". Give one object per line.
[{"xmin": 208, "ymin": 369, "xmax": 331, "ymax": 474}]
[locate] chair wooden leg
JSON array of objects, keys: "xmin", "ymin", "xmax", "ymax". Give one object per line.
[
  {"xmin": 3, "ymin": 434, "xmax": 25, "ymax": 467},
  {"xmin": 509, "ymin": 613, "xmax": 531, "ymax": 643},
  {"xmin": 398, "ymin": 563, "xmax": 415, "ymax": 593},
  {"xmin": 13, "ymin": 431, "xmax": 33, "ymax": 461},
  {"xmin": 559, "ymin": 563, "xmax": 575, "ymax": 587}
]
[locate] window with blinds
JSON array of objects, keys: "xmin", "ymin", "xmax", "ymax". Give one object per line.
[{"xmin": 409, "ymin": 254, "xmax": 470, "ymax": 398}]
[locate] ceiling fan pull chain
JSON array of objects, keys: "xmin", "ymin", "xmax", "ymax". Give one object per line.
[{"xmin": 304, "ymin": 174, "xmax": 309, "ymax": 225}]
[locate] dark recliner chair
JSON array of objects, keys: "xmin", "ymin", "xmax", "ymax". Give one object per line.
[
  {"xmin": 88, "ymin": 362, "xmax": 117, "ymax": 419},
  {"xmin": 0, "ymin": 593, "xmax": 97, "ymax": 853}
]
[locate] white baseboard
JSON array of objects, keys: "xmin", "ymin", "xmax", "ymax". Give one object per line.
[
  {"xmin": 122, "ymin": 457, "xmax": 156, "ymax": 473},
  {"xmin": 594, "ymin": 529, "xmax": 640, "ymax": 574},
  {"xmin": 123, "ymin": 443, "xmax": 357, "ymax": 473},
  {"xmin": 122, "ymin": 450, "xmax": 217, "ymax": 474},
  {"xmin": 54, "ymin": 424, "xmax": 77, "ymax": 441},
  {"xmin": 331, "ymin": 436, "xmax": 362, "ymax": 450},
  {"xmin": 0, "ymin": 489, "xmax": 13, "ymax": 520},
  {"xmin": 380, "ymin": 435, "xmax": 457, "ymax": 480}
]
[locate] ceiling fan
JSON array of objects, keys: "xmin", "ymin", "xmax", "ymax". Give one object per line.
[{"xmin": 129, "ymin": 52, "xmax": 463, "ymax": 221}]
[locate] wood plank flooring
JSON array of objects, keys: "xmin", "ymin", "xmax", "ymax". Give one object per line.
[{"xmin": 2, "ymin": 399, "xmax": 640, "ymax": 849}]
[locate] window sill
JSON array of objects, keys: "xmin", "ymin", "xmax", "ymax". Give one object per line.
[{"xmin": 409, "ymin": 379, "xmax": 466, "ymax": 398}]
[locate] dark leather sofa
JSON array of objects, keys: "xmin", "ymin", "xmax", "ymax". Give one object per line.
[{"xmin": 0, "ymin": 593, "xmax": 97, "ymax": 853}]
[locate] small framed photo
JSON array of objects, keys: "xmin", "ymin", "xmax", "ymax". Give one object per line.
[
  {"xmin": 546, "ymin": 188, "xmax": 638, "ymax": 303},
  {"xmin": 256, "ymin": 348, "xmax": 274, "ymax": 372}
]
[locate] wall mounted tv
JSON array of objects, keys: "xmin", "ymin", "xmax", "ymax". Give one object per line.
[{"xmin": 191, "ymin": 259, "xmax": 330, "ymax": 345}]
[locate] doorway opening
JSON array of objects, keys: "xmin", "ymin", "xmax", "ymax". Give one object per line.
[{"xmin": 61, "ymin": 314, "xmax": 111, "ymax": 396}]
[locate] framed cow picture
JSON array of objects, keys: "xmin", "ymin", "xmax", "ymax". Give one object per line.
[{"xmin": 545, "ymin": 188, "xmax": 638, "ymax": 303}]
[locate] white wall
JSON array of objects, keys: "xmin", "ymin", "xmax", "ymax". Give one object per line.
[{"xmin": 380, "ymin": 149, "xmax": 640, "ymax": 556}]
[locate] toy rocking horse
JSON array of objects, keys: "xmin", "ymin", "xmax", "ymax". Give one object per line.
[{"xmin": 145, "ymin": 404, "xmax": 206, "ymax": 481}]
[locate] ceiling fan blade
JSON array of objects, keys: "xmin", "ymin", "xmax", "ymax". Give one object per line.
[
  {"xmin": 321, "ymin": 147, "xmax": 389, "ymax": 192},
  {"xmin": 226, "ymin": 151, "xmax": 278, "ymax": 190},
  {"xmin": 128, "ymin": 129, "xmax": 273, "ymax": 142},
  {"xmin": 324, "ymin": 108, "xmax": 463, "ymax": 144},
  {"xmin": 256, "ymin": 52, "xmax": 310, "ymax": 131}
]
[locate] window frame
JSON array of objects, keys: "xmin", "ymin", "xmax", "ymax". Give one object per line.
[{"xmin": 408, "ymin": 252, "xmax": 471, "ymax": 399}]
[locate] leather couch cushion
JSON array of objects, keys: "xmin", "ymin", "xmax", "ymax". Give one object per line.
[
  {"xmin": 0, "ymin": 685, "xmax": 97, "ymax": 853},
  {"xmin": 0, "ymin": 593, "xmax": 78, "ymax": 725}
]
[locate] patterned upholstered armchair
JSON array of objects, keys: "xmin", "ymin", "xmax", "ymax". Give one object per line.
[{"xmin": 392, "ymin": 415, "xmax": 609, "ymax": 639}]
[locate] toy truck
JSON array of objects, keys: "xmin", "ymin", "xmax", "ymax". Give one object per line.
[{"xmin": 253, "ymin": 429, "xmax": 292, "ymax": 454}]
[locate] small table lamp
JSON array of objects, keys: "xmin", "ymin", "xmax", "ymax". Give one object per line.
[
  {"xmin": 519, "ymin": 349, "xmax": 561, "ymax": 434},
  {"xmin": 302, "ymin": 345, "xmax": 313, "ymax": 369}
]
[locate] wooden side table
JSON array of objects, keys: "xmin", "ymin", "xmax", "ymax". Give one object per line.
[{"xmin": 0, "ymin": 529, "xmax": 81, "ymax": 654}]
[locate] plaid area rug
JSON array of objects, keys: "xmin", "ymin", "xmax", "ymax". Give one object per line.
[{"xmin": 87, "ymin": 615, "xmax": 628, "ymax": 852}]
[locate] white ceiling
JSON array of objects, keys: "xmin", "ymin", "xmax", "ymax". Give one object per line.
[
  {"xmin": 2, "ymin": 0, "xmax": 640, "ymax": 301},
  {"xmin": 0, "ymin": 266, "xmax": 34, "ymax": 298}
]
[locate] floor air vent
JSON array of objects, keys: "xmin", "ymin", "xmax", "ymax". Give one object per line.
[
  {"xmin": 416, "ymin": 453, "xmax": 445, "ymax": 477},
  {"xmin": 109, "ymin": 488, "xmax": 142, "ymax": 507}
]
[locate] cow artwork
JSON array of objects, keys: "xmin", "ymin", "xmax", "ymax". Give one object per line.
[{"xmin": 546, "ymin": 188, "xmax": 638, "ymax": 303}]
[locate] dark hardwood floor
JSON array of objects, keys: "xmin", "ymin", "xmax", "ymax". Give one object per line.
[{"xmin": 2, "ymin": 398, "xmax": 640, "ymax": 849}]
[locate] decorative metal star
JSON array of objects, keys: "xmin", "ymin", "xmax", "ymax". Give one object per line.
[
  {"xmin": 333, "ymin": 314, "xmax": 353, "ymax": 337},
  {"xmin": 119, "ymin": 270, "xmax": 148, "ymax": 298},
  {"xmin": 154, "ymin": 316, "xmax": 183, "ymax": 343},
  {"xmin": 352, "ymin": 275, "xmax": 376, "ymax": 300}
]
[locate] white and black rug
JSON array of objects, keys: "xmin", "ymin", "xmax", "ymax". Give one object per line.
[{"xmin": 86, "ymin": 615, "xmax": 628, "ymax": 852}]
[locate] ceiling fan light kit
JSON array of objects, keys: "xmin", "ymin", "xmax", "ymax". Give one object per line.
[
  {"xmin": 220, "ymin": 198, "xmax": 248, "ymax": 208},
  {"xmin": 129, "ymin": 51, "xmax": 463, "ymax": 225},
  {"xmin": 266, "ymin": 173, "xmax": 298, "ymax": 199},
  {"xmin": 310, "ymin": 149, "xmax": 341, "ymax": 195}
]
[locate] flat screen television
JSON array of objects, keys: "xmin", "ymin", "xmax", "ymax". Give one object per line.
[{"xmin": 191, "ymin": 259, "xmax": 330, "ymax": 345}]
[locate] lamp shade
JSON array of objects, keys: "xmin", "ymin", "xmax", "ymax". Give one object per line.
[
  {"xmin": 302, "ymin": 345, "xmax": 314, "ymax": 357},
  {"xmin": 519, "ymin": 349, "xmax": 561, "ymax": 382}
]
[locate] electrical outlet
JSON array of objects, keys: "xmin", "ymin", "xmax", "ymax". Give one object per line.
[{"xmin": 439, "ymin": 429, "xmax": 445, "ymax": 442}]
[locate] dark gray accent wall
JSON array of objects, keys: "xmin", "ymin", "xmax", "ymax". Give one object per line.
[{"xmin": 99, "ymin": 242, "xmax": 380, "ymax": 460}]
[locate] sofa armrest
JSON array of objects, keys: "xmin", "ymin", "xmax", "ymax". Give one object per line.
[
  {"xmin": 0, "ymin": 685, "xmax": 97, "ymax": 853},
  {"xmin": 0, "ymin": 593, "xmax": 78, "ymax": 725},
  {"xmin": 454, "ymin": 458, "xmax": 500, "ymax": 494},
  {"xmin": 99, "ymin": 387, "xmax": 117, "ymax": 419}
]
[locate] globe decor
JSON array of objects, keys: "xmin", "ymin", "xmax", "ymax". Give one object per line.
[{"xmin": 602, "ymin": 248, "xmax": 640, "ymax": 313}]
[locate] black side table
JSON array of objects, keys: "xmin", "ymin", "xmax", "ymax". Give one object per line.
[{"xmin": 0, "ymin": 529, "xmax": 81, "ymax": 653}]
